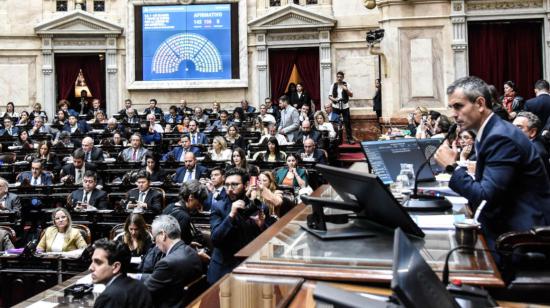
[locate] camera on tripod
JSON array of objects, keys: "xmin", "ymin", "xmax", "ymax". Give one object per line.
[{"xmin": 366, "ymin": 29, "xmax": 385, "ymax": 45}]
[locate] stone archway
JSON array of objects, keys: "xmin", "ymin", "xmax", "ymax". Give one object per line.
[
  {"xmin": 35, "ymin": 9, "xmax": 123, "ymax": 118},
  {"xmin": 248, "ymin": 4, "xmax": 336, "ymax": 107}
]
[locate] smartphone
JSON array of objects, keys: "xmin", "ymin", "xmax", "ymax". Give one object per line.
[{"xmin": 249, "ymin": 176, "xmax": 257, "ymax": 188}]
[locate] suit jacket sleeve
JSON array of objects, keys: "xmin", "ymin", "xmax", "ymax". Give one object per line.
[
  {"xmin": 95, "ymin": 191, "xmax": 109, "ymax": 209},
  {"xmin": 449, "ymin": 136, "xmax": 520, "ymax": 210},
  {"xmin": 143, "ymin": 259, "xmax": 172, "ymax": 293},
  {"xmin": 148, "ymin": 190, "xmax": 162, "ymax": 213},
  {"xmin": 209, "ymin": 201, "xmax": 236, "ymax": 248},
  {"xmin": 2, "ymin": 233, "xmax": 14, "ymax": 250},
  {"xmin": 282, "ymin": 110, "xmax": 300, "ymax": 134},
  {"xmin": 7, "ymin": 194, "xmax": 21, "ymax": 217}
]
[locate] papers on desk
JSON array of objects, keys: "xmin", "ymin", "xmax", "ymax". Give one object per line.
[
  {"xmin": 411, "ymin": 214, "xmax": 466, "ymax": 230},
  {"xmin": 131, "ymin": 256, "xmax": 142, "ymax": 264},
  {"xmin": 76, "ymin": 273, "xmax": 106, "ymax": 293},
  {"xmin": 26, "ymin": 301, "xmax": 58, "ymax": 308}
]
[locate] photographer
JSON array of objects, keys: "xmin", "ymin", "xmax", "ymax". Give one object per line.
[
  {"xmin": 328, "ymin": 71, "xmax": 354, "ymax": 144},
  {"xmin": 207, "ymin": 167, "xmax": 271, "ymax": 285}
]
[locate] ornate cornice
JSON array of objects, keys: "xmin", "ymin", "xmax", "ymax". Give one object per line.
[{"xmin": 466, "ymin": 0, "xmax": 543, "ymax": 11}]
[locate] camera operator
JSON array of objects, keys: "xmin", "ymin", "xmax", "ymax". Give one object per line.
[
  {"xmin": 328, "ymin": 71, "xmax": 355, "ymax": 144},
  {"xmin": 207, "ymin": 167, "xmax": 272, "ymax": 285}
]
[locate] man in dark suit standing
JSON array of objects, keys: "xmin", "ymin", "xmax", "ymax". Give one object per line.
[
  {"xmin": 126, "ymin": 171, "xmax": 162, "ymax": 214},
  {"xmin": 89, "ymin": 239, "xmax": 152, "ymax": 308},
  {"xmin": 435, "ymin": 76, "xmax": 550, "ymax": 250},
  {"xmin": 173, "ymin": 152, "xmax": 208, "ymax": 184},
  {"xmin": 140, "ymin": 215, "xmax": 202, "ymax": 308},
  {"xmin": 525, "ymin": 79, "xmax": 550, "ymax": 130},
  {"xmin": 69, "ymin": 171, "xmax": 108, "ymax": 210}
]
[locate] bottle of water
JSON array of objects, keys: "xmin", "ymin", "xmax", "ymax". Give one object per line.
[{"xmin": 397, "ymin": 163, "xmax": 415, "ymax": 192}]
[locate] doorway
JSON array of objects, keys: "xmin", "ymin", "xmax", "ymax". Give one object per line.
[
  {"xmin": 468, "ymin": 20, "xmax": 543, "ymax": 100},
  {"xmin": 54, "ymin": 54, "xmax": 106, "ymax": 112},
  {"xmin": 269, "ymin": 47, "xmax": 320, "ymax": 110}
]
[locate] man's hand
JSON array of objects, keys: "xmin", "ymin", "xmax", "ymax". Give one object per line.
[
  {"xmin": 250, "ymin": 211, "xmax": 266, "ymax": 229},
  {"xmin": 434, "ymin": 141, "xmax": 458, "ymax": 168},
  {"xmin": 229, "ymin": 200, "xmax": 245, "ymax": 218}
]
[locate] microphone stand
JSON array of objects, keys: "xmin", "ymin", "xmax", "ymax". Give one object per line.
[{"xmin": 402, "ymin": 124, "xmax": 457, "ymax": 211}]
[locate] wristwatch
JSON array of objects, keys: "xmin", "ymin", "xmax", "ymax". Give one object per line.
[{"xmin": 445, "ymin": 163, "xmax": 458, "ymax": 174}]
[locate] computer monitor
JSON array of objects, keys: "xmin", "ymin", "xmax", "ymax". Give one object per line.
[
  {"xmin": 361, "ymin": 139, "xmax": 436, "ymax": 185},
  {"xmin": 391, "ymin": 228, "xmax": 459, "ymax": 308},
  {"xmin": 311, "ymin": 164, "xmax": 424, "ymax": 238},
  {"xmin": 418, "ymin": 138, "xmax": 444, "ymax": 175}
]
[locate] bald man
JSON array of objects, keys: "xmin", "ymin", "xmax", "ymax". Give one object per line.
[
  {"xmin": 173, "ymin": 152, "xmax": 208, "ymax": 183},
  {"xmin": 297, "ymin": 138, "xmax": 327, "ymax": 164},
  {"xmin": 81, "ymin": 137, "xmax": 105, "ymax": 162}
]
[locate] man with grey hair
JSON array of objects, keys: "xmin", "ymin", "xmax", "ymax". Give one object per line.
[
  {"xmin": 0, "ymin": 177, "xmax": 21, "ymax": 218},
  {"xmin": 435, "ymin": 76, "xmax": 550, "ymax": 252},
  {"xmin": 513, "ymin": 111, "xmax": 550, "ymax": 178},
  {"xmin": 139, "ymin": 215, "xmax": 202, "ymax": 308}
]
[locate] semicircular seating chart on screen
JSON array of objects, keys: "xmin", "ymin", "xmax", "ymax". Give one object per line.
[{"xmin": 151, "ymin": 33, "xmax": 223, "ymax": 74}]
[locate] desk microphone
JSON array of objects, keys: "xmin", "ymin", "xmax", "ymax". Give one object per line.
[{"xmin": 402, "ymin": 124, "xmax": 457, "ymax": 211}]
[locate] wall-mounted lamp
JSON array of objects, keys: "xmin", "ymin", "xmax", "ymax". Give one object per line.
[{"xmin": 364, "ymin": 0, "xmax": 377, "ymax": 9}]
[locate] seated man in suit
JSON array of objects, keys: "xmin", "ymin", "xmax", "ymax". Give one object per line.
[
  {"xmin": 294, "ymin": 120, "xmax": 321, "ymax": 145},
  {"xmin": 173, "ymin": 152, "xmax": 208, "ymax": 184},
  {"xmin": 234, "ymin": 99, "xmax": 256, "ymax": 120},
  {"xmin": 86, "ymin": 98, "xmax": 106, "ymax": 118},
  {"xmin": 136, "ymin": 215, "xmax": 202, "ymax": 307},
  {"xmin": 324, "ymin": 104, "xmax": 340, "ymax": 124},
  {"xmin": 29, "ymin": 116, "xmax": 57, "ymax": 136},
  {"xmin": 188, "ymin": 120, "xmax": 208, "ymax": 145},
  {"xmin": 126, "ymin": 171, "xmax": 162, "ymax": 214},
  {"xmin": 81, "ymin": 137, "xmax": 104, "ymax": 162},
  {"xmin": 162, "ymin": 135, "xmax": 201, "ymax": 161},
  {"xmin": 435, "ymin": 76, "xmax": 550, "ymax": 251},
  {"xmin": 192, "ymin": 107, "xmax": 209, "ymax": 124},
  {"xmin": 0, "ymin": 227, "xmax": 14, "ymax": 251},
  {"xmin": 297, "ymin": 138, "xmax": 327, "ymax": 164},
  {"xmin": 119, "ymin": 98, "xmax": 138, "ymax": 119},
  {"xmin": 513, "ymin": 111, "xmax": 550, "ymax": 178},
  {"xmin": 120, "ymin": 133, "xmax": 150, "ymax": 163},
  {"xmin": 164, "ymin": 105, "xmax": 182, "ymax": 125},
  {"xmin": 60, "ymin": 149, "xmax": 98, "ymax": 185},
  {"xmin": 18, "ymin": 159, "xmax": 53, "ymax": 186},
  {"xmin": 207, "ymin": 110, "xmax": 232, "ymax": 132},
  {"xmin": 63, "ymin": 114, "xmax": 89, "ymax": 135},
  {"xmin": 90, "ymin": 239, "xmax": 152, "ymax": 308},
  {"xmin": 264, "ymin": 97, "xmax": 280, "ymax": 123},
  {"xmin": 0, "ymin": 177, "xmax": 21, "ymax": 218},
  {"xmin": 0, "ymin": 118, "xmax": 19, "ymax": 137},
  {"xmin": 258, "ymin": 104, "xmax": 277, "ymax": 125},
  {"xmin": 105, "ymin": 117, "xmax": 124, "ymax": 135},
  {"xmin": 177, "ymin": 99, "xmax": 193, "ymax": 116},
  {"xmin": 69, "ymin": 171, "xmax": 108, "ymax": 210},
  {"xmin": 144, "ymin": 98, "xmax": 163, "ymax": 116}
]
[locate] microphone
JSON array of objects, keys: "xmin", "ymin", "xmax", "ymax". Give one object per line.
[{"xmin": 402, "ymin": 124, "xmax": 457, "ymax": 211}]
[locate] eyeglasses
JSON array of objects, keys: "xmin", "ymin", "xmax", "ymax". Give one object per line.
[{"xmin": 225, "ymin": 182, "xmax": 242, "ymax": 189}]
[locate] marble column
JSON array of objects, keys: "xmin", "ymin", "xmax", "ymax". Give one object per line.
[
  {"xmin": 41, "ymin": 35, "xmax": 55, "ymax": 118},
  {"xmin": 451, "ymin": 0, "xmax": 468, "ymax": 79},
  {"xmin": 256, "ymin": 32, "xmax": 268, "ymax": 104},
  {"xmin": 319, "ymin": 30, "xmax": 332, "ymax": 108},
  {"xmin": 105, "ymin": 34, "xmax": 119, "ymax": 117}
]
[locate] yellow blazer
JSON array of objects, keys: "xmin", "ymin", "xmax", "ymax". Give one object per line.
[{"xmin": 37, "ymin": 226, "xmax": 87, "ymax": 252}]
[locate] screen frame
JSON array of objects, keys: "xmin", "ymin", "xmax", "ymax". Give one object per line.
[{"xmin": 126, "ymin": 0, "xmax": 248, "ymax": 90}]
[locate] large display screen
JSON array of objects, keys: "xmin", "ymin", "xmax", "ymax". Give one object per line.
[{"xmin": 141, "ymin": 4, "xmax": 233, "ymax": 81}]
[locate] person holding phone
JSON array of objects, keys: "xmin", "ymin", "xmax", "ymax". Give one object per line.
[
  {"xmin": 328, "ymin": 71, "xmax": 354, "ymax": 144},
  {"xmin": 69, "ymin": 171, "xmax": 108, "ymax": 210}
]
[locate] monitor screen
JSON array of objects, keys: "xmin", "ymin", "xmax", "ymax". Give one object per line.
[
  {"xmin": 316, "ymin": 164, "xmax": 424, "ymax": 238},
  {"xmin": 361, "ymin": 139, "xmax": 436, "ymax": 185},
  {"xmin": 417, "ymin": 138, "xmax": 444, "ymax": 175},
  {"xmin": 137, "ymin": 4, "xmax": 235, "ymax": 81},
  {"xmin": 391, "ymin": 228, "xmax": 459, "ymax": 308}
]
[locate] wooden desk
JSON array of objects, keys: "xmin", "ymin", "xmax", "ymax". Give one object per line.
[{"xmin": 234, "ymin": 185, "xmax": 504, "ymax": 287}]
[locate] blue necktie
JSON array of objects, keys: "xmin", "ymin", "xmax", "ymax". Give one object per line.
[
  {"xmin": 186, "ymin": 170, "xmax": 193, "ymax": 181},
  {"xmin": 192, "ymin": 135, "xmax": 196, "ymax": 144}
]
